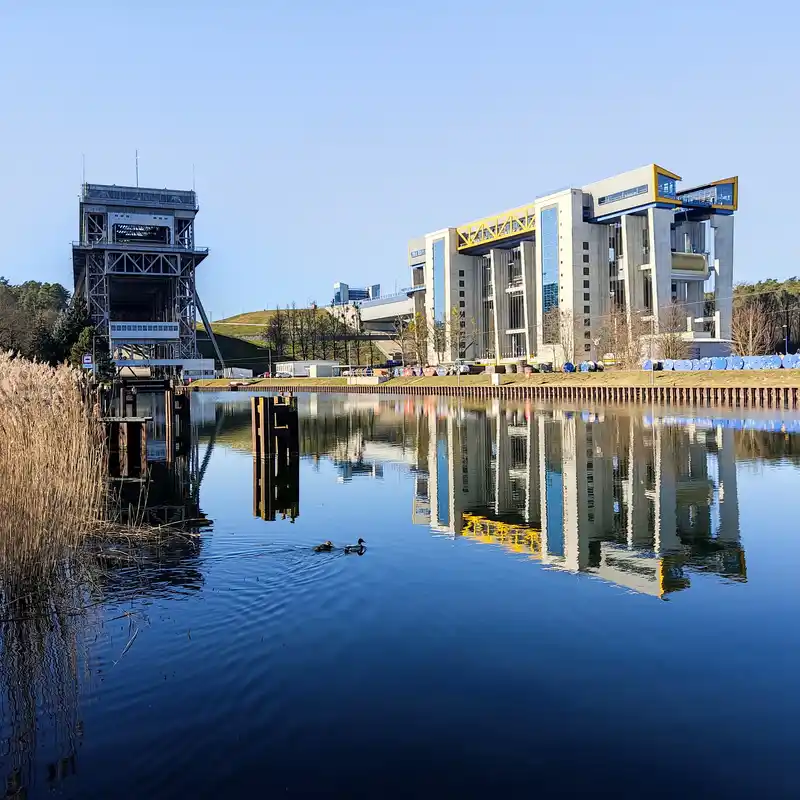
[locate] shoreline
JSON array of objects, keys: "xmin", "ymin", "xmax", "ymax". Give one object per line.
[{"xmin": 187, "ymin": 373, "xmax": 800, "ymax": 408}]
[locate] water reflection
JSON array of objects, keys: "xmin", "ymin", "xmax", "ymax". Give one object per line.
[
  {"xmin": 227, "ymin": 393, "xmax": 786, "ymax": 598},
  {"xmin": 0, "ymin": 407, "xmax": 213, "ymax": 797}
]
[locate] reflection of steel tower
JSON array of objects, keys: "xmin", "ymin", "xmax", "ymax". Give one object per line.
[{"xmin": 71, "ymin": 183, "xmax": 221, "ymax": 374}]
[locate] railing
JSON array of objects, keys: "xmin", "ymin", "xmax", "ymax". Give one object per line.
[
  {"xmin": 73, "ymin": 240, "xmax": 209, "ymax": 254},
  {"xmin": 82, "ymin": 184, "xmax": 197, "ymax": 209}
]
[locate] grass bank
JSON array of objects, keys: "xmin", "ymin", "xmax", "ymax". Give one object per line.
[{"xmin": 190, "ymin": 370, "xmax": 800, "ymax": 391}]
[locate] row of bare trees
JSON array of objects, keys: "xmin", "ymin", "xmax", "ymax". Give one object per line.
[
  {"xmin": 260, "ymin": 304, "xmax": 383, "ymax": 365},
  {"xmin": 731, "ymin": 283, "xmax": 800, "ymax": 355},
  {"xmin": 391, "ymin": 308, "xmax": 483, "ymax": 365},
  {"xmin": 542, "ymin": 302, "xmax": 692, "ymax": 368}
]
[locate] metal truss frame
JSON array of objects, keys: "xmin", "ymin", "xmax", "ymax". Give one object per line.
[
  {"xmin": 457, "ymin": 204, "xmax": 536, "ymax": 251},
  {"xmin": 175, "ymin": 218, "xmax": 194, "ymax": 249},
  {"xmin": 80, "ymin": 248, "xmax": 202, "ymax": 366}
]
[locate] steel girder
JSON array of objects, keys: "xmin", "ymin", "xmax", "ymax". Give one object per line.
[{"xmin": 81, "ymin": 248, "xmax": 201, "ymax": 362}]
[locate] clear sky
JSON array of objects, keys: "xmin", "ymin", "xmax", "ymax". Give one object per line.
[{"xmin": 0, "ymin": 0, "xmax": 797, "ymax": 319}]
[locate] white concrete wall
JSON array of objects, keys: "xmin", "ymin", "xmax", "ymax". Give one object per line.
[
  {"xmin": 581, "ymin": 165, "xmax": 655, "ymax": 219},
  {"xmin": 648, "ymin": 207, "xmax": 674, "ymax": 334},
  {"xmin": 520, "ymin": 240, "xmax": 536, "ymax": 357},
  {"xmin": 711, "ymin": 215, "xmax": 734, "ymax": 340}
]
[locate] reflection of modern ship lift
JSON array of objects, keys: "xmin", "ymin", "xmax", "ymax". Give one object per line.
[{"xmin": 462, "ymin": 514, "xmax": 542, "ymax": 556}]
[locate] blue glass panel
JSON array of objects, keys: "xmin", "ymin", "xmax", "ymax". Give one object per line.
[
  {"xmin": 657, "ymin": 172, "xmax": 677, "ymax": 199},
  {"xmin": 432, "ymin": 238, "xmax": 446, "ymax": 322},
  {"xmin": 540, "ymin": 206, "xmax": 559, "ymax": 315},
  {"xmin": 679, "ymin": 182, "xmax": 735, "ymax": 208},
  {"xmin": 436, "ymin": 438, "xmax": 449, "ymax": 527},
  {"xmin": 545, "ymin": 468, "xmax": 564, "ymax": 557}
]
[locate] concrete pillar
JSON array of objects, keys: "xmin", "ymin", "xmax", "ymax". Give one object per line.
[
  {"xmin": 520, "ymin": 240, "xmax": 536, "ymax": 358},
  {"xmin": 716, "ymin": 427, "xmax": 740, "ymax": 542},
  {"xmin": 648, "ymin": 208, "xmax": 673, "ymax": 335},
  {"xmin": 711, "ymin": 215, "xmax": 734, "ymax": 340},
  {"xmin": 490, "ymin": 249, "xmax": 510, "ymax": 361}
]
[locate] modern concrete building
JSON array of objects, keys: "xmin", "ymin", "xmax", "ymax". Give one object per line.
[
  {"xmin": 409, "ymin": 165, "xmax": 737, "ymax": 364},
  {"xmin": 332, "ymin": 281, "xmax": 381, "ymax": 306}
]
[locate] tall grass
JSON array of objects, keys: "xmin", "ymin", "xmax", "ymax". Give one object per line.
[{"xmin": 0, "ymin": 353, "xmax": 107, "ymax": 577}]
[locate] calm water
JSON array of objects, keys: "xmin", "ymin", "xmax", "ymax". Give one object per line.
[{"xmin": 3, "ymin": 392, "xmax": 800, "ymax": 798}]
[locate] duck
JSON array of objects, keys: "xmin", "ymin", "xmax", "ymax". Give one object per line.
[
  {"xmin": 313, "ymin": 540, "xmax": 334, "ymax": 552},
  {"xmin": 344, "ymin": 538, "xmax": 366, "ymax": 554}
]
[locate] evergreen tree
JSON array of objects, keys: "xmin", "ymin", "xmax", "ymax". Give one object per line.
[{"xmin": 51, "ymin": 296, "xmax": 90, "ymax": 363}]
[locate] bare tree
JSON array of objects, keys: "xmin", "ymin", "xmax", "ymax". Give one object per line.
[
  {"xmin": 391, "ymin": 314, "xmax": 412, "ymax": 365},
  {"xmin": 597, "ymin": 308, "xmax": 647, "ymax": 369},
  {"xmin": 408, "ymin": 312, "xmax": 429, "ymax": 365},
  {"xmin": 657, "ymin": 301, "xmax": 690, "ymax": 360},
  {"xmin": 261, "ymin": 307, "xmax": 288, "ymax": 357},
  {"xmin": 558, "ymin": 309, "xmax": 575, "ymax": 365},
  {"xmin": 731, "ymin": 297, "xmax": 772, "ymax": 355}
]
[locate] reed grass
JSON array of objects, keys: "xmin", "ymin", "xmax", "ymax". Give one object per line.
[{"xmin": 0, "ymin": 353, "xmax": 107, "ymax": 577}]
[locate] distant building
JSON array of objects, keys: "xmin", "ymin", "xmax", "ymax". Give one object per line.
[{"xmin": 332, "ymin": 281, "xmax": 380, "ymax": 306}]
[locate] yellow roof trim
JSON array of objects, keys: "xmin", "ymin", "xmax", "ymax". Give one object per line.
[{"xmin": 654, "ymin": 164, "xmax": 682, "ymax": 181}]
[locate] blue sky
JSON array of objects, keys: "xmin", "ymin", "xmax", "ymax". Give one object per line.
[{"xmin": 0, "ymin": 0, "xmax": 796, "ymax": 319}]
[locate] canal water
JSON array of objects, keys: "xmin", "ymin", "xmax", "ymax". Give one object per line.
[{"xmin": 2, "ymin": 392, "xmax": 800, "ymax": 798}]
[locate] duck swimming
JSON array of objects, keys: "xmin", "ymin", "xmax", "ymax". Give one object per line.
[
  {"xmin": 344, "ymin": 538, "xmax": 366, "ymax": 554},
  {"xmin": 313, "ymin": 540, "xmax": 334, "ymax": 552}
]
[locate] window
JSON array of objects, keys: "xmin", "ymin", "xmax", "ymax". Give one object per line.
[
  {"xmin": 458, "ymin": 269, "xmax": 465, "ymax": 277},
  {"xmin": 541, "ymin": 206, "xmax": 559, "ymax": 321},
  {"xmin": 459, "ymin": 280, "xmax": 465, "ymax": 288},
  {"xmin": 459, "ymin": 291, "xmax": 465, "ymax": 298},
  {"xmin": 460, "ymin": 321, "xmax": 466, "ymax": 328},
  {"xmin": 583, "ymin": 241, "xmax": 589, "ymax": 250},
  {"xmin": 584, "ymin": 331, "xmax": 591, "ymax": 339},
  {"xmin": 584, "ymin": 305, "xmax": 590, "ymax": 313},
  {"xmin": 584, "ymin": 343, "xmax": 591, "ymax": 352},
  {"xmin": 459, "ymin": 300, "xmax": 465, "ymax": 308},
  {"xmin": 584, "ymin": 293, "xmax": 590, "ymax": 301},
  {"xmin": 656, "ymin": 172, "xmax": 677, "ymax": 199},
  {"xmin": 583, "ymin": 267, "xmax": 590, "ymax": 275},
  {"xmin": 583, "ymin": 254, "xmax": 590, "ymax": 263},
  {"xmin": 583, "ymin": 280, "xmax": 590, "ymax": 288},
  {"xmin": 584, "ymin": 318, "xmax": 591, "ymax": 327}
]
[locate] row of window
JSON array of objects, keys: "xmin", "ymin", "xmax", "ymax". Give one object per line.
[{"xmin": 111, "ymin": 323, "xmax": 176, "ymax": 332}]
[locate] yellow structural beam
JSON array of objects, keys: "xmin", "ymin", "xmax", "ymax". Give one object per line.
[
  {"xmin": 462, "ymin": 513, "xmax": 542, "ymax": 556},
  {"xmin": 456, "ymin": 203, "xmax": 536, "ymax": 251}
]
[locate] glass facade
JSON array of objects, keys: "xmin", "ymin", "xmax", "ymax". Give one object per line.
[
  {"xmin": 540, "ymin": 206, "xmax": 559, "ymax": 315},
  {"xmin": 432, "ymin": 238, "xmax": 446, "ymax": 322},
  {"xmin": 657, "ymin": 172, "xmax": 677, "ymax": 199},
  {"xmin": 678, "ymin": 181, "xmax": 735, "ymax": 209}
]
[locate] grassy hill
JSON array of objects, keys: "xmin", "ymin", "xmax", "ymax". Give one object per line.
[
  {"xmin": 198, "ymin": 310, "xmax": 275, "ymax": 338},
  {"xmin": 197, "ymin": 330, "xmax": 272, "ymax": 373}
]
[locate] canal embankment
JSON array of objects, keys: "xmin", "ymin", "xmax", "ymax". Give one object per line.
[{"xmin": 188, "ymin": 371, "xmax": 800, "ymax": 409}]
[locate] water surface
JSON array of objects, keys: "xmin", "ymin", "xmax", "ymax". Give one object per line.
[{"xmin": 2, "ymin": 393, "xmax": 799, "ymax": 798}]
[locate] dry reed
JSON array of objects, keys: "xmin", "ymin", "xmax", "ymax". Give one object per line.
[{"xmin": 0, "ymin": 352, "xmax": 107, "ymax": 577}]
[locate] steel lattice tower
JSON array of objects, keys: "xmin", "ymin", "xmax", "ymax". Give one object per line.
[{"xmin": 72, "ymin": 183, "xmax": 221, "ymax": 377}]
